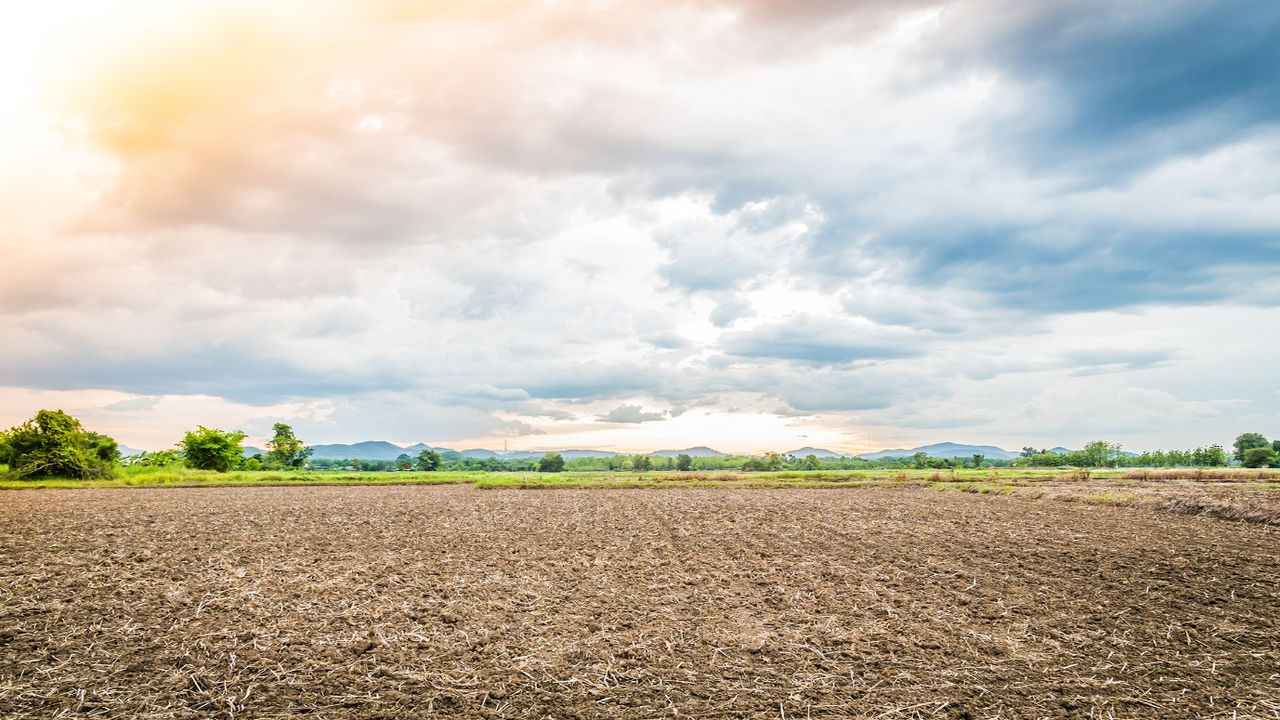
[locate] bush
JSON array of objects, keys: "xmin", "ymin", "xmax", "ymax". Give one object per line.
[
  {"xmin": 0, "ymin": 409, "xmax": 119, "ymax": 479},
  {"xmin": 181, "ymin": 427, "xmax": 246, "ymax": 473},
  {"xmin": 537, "ymin": 452, "xmax": 565, "ymax": 473},
  {"xmin": 122, "ymin": 449, "xmax": 182, "ymax": 468}
]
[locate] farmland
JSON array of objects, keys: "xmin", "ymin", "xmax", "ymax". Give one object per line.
[{"xmin": 2, "ymin": 479, "xmax": 1278, "ymax": 718}]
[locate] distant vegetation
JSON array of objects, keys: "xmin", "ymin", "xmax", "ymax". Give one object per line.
[{"xmin": 2, "ymin": 408, "xmax": 1278, "ymax": 482}]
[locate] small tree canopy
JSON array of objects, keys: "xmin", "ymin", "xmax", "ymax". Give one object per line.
[
  {"xmin": 267, "ymin": 423, "xmax": 311, "ymax": 469},
  {"xmin": 1242, "ymin": 446, "xmax": 1278, "ymax": 468},
  {"xmin": 537, "ymin": 452, "xmax": 565, "ymax": 473},
  {"xmin": 417, "ymin": 449, "xmax": 443, "ymax": 471},
  {"xmin": 1232, "ymin": 433, "xmax": 1270, "ymax": 463}
]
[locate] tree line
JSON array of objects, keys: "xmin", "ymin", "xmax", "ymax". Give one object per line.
[
  {"xmin": 0, "ymin": 410, "xmax": 313, "ymax": 479},
  {"xmin": 1015, "ymin": 435, "xmax": 1279, "ymax": 469},
  {"xmin": 2, "ymin": 408, "xmax": 1278, "ymax": 480}
]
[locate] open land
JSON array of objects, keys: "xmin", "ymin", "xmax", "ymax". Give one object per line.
[{"xmin": 2, "ymin": 482, "xmax": 1278, "ymax": 718}]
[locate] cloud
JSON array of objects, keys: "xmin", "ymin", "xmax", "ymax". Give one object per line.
[
  {"xmin": 596, "ymin": 405, "xmax": 668, "ymax": 424},
  {"xmin": 710, "ymin": 296, "xmax": 754, "ymax": 328},
  {"xmin": 721, "ymin": 317, "xmax": 925, "ymax": 365},
  {"xmin": 942, "ymin": 0, "xmax": 1280, "ymax": 176},
  {"xmin": 452, "ymin": 385, "xmax": 531, "ymax": 402},
  {"xmin": 102, "ymin": 396, "xmax": 162, "ymax": 413},
  {"xmin": 2, "ymin": 0, "xmax": 1277, "ymax": 453},
  {"xmin": 642, "ymin": 332, "xmax": 691, "ymax": 350}
]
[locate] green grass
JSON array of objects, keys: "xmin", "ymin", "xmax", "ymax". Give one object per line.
[
  {"xmin": 0, "ymin": 466, "xmax": 1002, "ymax": 490},
  {"xmin": 1, "ymin": 465, "xmax": 1266, "ymax": 491},
  {"xmin": 0, "ymin": 466, "xmax": 478, "ymax": 490}
]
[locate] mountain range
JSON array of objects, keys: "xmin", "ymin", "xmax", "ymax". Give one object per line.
[
  {"xmin": 855, "ymin": 442, "xmax": 1022, "ymax": 461},
  {"xmin": 275, "ymin": 440, "xmax": 1035, "ymax": 461},
  {"xmin": 121, "ymin": 439, "xmax": 1069, "ymax": 461}
]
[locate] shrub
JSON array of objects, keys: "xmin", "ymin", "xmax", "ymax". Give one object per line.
[
  {"xmin": 0, "ymin": 409, "xmax": 119, "ymax": 479},
  {"xmin": 181, "ymin": 427, "xmax": 246, "ymax": 473},
  {"xmin": 1242, "ymin": 446, "xmax": 1278, "ymax": 469}
]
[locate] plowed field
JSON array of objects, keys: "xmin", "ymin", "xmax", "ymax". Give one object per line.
[{"xmin": 2, "ymin": 486, "xmax": 1277, "ymax": 718}]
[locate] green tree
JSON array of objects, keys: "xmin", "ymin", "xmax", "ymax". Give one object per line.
[
  {"xmin": 675, "ymin": 453, "xmax": 693, "ymax": 471},
  {"xmin": 0, "ymin": 409, "xmax": 119, "ymax": 479},
  {"xmin": 267, "ymin": 422, "xmax": 311, "ymax": 469},
  {"xmin": 632, "ymin": 455, "xmax": 653, "ymax": 472},
  {"xmin": 1080, "ymin": 441, "xmax": 1122, "ymax": 467},
  {"xmin": 1232, "ymin": 433, "xmax": 1270, "ymax": 463},
  {"xmin": 181, "ymin": 426, "xmax": 246, "ymax": 473},
  {"xmin": 1242, "ymin": 446, "xmax": 1278, "ymax": 468},
  {"xmin": 417, "ymin": 449, "xmax": 443, "ymax": 471},
  {"xmin": 970, "ymin": 453, "xmax": 985, "ymax": 468},
  {"xmin": 538, "ymin": 452, "xmax": 565, "ymax": 473},
  {"xmin": 800, "ymin": 454, "xmax": 821, "ymax": 470}
]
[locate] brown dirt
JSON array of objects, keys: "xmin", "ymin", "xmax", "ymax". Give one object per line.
[{"xmin": 1, "ymin": 486, "xmax": 1277, "ymax": 719}]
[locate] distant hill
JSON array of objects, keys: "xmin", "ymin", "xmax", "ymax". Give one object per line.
[
  {"xmin": 514, "ymin": 449, "xmax": 619, "ymax": 460},
  {"xmin": 118, "ymin": 445, "xmax": 145, "ymax": 458},
  {"xmin": 561, "ymin": 449, "xmax": 618, "ymax": 459},
  {"xmin": 858, "ymin": 442, "xmax": 1019, "ymax": 461},
  {"xmin": 292, "ymin": 440, "xmax": 1040, "ymax": 463},
  {"xmin": 784, "ymin": 447, "xmax": 848, "ymax": 458},
  {"xmin": 307, "ymin": 441, "xmax": 449, "ymax": 461},
  {"xmin": 242, "ymin": 446, "xmax": 265, "ymax": 458},
  {"xmin": 652, "ymin": 446, "xmax": 725, "ymax": 458},
  {"xmin": 1037, "ymin": 446, "xmax": 1137, "ymax": 457}
]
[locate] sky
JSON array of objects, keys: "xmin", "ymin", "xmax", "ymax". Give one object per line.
[{"xmin": 1, "ymin": 0, "xmax": 1277, "ymax": 454}]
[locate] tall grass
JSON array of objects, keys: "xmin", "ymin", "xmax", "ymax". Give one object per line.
[{"xmin": 1122, "ymin": 469, "xmax": 1279, "ymax": 482}]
